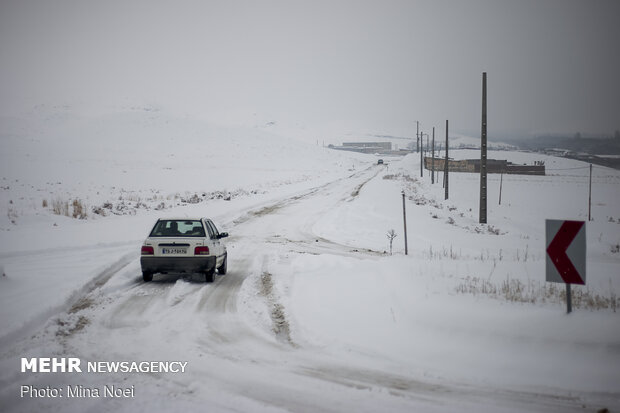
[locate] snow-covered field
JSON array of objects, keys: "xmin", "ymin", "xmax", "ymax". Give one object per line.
[{"xmin": 0, "ymin": 108, "xmax": 619, "ymax": 412}]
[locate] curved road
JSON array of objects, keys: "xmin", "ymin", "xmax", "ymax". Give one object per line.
[{"xmin": 1, "ymin": 165, "xmax": 604, "ymax": 412}]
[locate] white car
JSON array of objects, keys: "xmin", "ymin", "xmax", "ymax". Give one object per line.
[{"xmin": 140, "ymin": 218, "xmax": 228, "ymax": 282}]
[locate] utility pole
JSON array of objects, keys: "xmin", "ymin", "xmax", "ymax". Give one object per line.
[
  {"xmin": 420, "ymin": 132, "xmax": 426, "ymax": 177},
  {"xmin": 498, "ymin": 170, "xmax": 503, "ymax": 205},
  {"xmin": 416, "ymin": 121, "xmax": 420, "ymax": 153},
  {"xmin": 431, "ymin": 127, "xmax": 435, "ymax": 184},
  {"xmin": 588, "ymin": 163, "xmax": 592, "ymax": 221},
  {"xmin": 402, "ymin": 191, "xmax": 408, "ymax": 255},
  {"xmin": 479, "ymin": 72, "xmax": 488, "ymax": 224},
  {"xmin": 445, "ymin": 120, "xmax": 449, "ymax": 200},
  {"xmin": 419, "ymin": 132, "xmax": 429, "ymax": 178}
]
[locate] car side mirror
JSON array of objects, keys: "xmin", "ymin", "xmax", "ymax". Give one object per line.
[{"xmin": 218, "ymin": 232, "xmax": 229, "ymax": 239}]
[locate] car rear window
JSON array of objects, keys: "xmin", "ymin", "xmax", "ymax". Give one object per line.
[{"xmin": 149, "ymin": 220, "xmax": 206, "ymax": 237}]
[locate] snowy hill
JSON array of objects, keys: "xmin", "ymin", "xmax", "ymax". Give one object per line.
[{"xmin": 0, "ymin": 106, "xmax": 368, "ymax": 229}]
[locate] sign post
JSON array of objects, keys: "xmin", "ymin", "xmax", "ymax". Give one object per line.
[
  {"xmin": 545, "ymin": 220, "xmax": 586, "ymax": 314},
  {"xmin": 402, "ymin": 191, "xmax": 408, "ymax": 256}
]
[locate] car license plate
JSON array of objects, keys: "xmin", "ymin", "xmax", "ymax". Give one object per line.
[{"xmin": 162, "ymin": 248, "xmax": 187, "ymax": 255}]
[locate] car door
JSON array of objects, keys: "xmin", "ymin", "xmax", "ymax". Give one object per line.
[
  {"xmin": 211, "ymin": 220, "xmax": 226, "ymax": 262},
  {"xmin": 204, "ymin": 219, "xmax": 222, "ymax": 261}
]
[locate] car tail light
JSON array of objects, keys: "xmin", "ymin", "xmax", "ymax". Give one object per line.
[
  {"xmin": 141, "ymin": 246, "xmax": 154, "ymax": 255},
  {"xmin": 194, "ymin": 246, "xmax": 210, "ymax": 255}
]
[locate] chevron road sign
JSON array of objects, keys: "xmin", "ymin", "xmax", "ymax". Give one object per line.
[
  {"xmin": 546, "ymin": 219, "xmax": 586, "ymax": 314},
  {"xmin": 546, "ymin": 220, "xmax": 586, "ymax": 285}
]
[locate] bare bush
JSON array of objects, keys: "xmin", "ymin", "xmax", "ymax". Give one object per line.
[
  {"xmin": 386, "ymin": 229, "xmax": 397, "ymax": 255},
  {"xmin": 91, "ymin": 206, "xmax": 107, "ymax": 216},
  {"xmin": 52, "ymin": 198, "xmax": 69, "ymax": 216},
  {"xmin": 72, "ymin": 199, "xmax": 87, "ymax": 219},
  {"xmin": 50, "ymin": 198, "xmax": 87, "ymax": 219},
  {"xmin": 383, "ymin": 173, "xmax": 417, "ymax": 183},
  {"xmin": 182, "ymin": 193, "xmax": 201, "ymax": 204},
  {"xmin": 487, "ymin": 225, "xmax": 501, "ymax": 235}
]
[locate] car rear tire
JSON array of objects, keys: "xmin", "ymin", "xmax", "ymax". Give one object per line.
[
  {"xmin": 217, "ymin": 254, "xmax": 227, "ymax": 275},
  {"xmin": 143, "ymin": 272, "xmax": 153, "ymax": 282},
  {"xmin": 205, "ymin": 268, "xmax": 215, "ymax": 283}
]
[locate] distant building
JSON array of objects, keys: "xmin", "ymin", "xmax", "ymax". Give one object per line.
[
  {"xmin": 342, "ymin": 142, "xmax": 392, "ymax": 150},
  {"xmin": 328, "ymin": 141, "xmax": 413, "ymax": 155},
  {"xmin": 424, "ymin": 157, "xmax": 545, "ymax": 175},
  {"xmin": 329, "ymin": 142, "xmax": 393, "ymax": 154}
]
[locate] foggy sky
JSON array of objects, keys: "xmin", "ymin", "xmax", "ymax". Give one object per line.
[{"xmin": 1, "ymin": 0, "xmax": 619, "ymax": 137}]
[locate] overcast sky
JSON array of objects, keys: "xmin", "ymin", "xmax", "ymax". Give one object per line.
[{"xmin": 1, "ymin": 0, "xmax": 619, "ymax": 137}]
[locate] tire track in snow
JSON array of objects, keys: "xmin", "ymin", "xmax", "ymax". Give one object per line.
[
  {"xmin": 0, "ymin": 251, "xmax": 136, "ymax": 348},
  {"xmin": 229, "ymin": 164, "xmax": 388, "ymax": 261},
  {"xmin": 259, "ymin": 256, "xmax": 295, "ymax": 347},
  {"xmin": 298, "ymin": 364, "xmax": 593, "ymax": 413},
  {"xmin": 348, "ymin": 165, "xmax": 383, "ymax": 200},
  {"xmin": 227, "ymin": 164, "xmax": 377, "ymax": 228},
  {"xmin": 54, "ymin": 251, "xmax": 138, "ymax": 342}
]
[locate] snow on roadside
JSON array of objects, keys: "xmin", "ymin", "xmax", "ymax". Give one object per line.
[
  {"xmin": 274, "ymin": 252, "xmax": 620, "ymax": 394},
  {"xmin": 259, "ymin": 151, "xmax": 620, "ymax": 402}
]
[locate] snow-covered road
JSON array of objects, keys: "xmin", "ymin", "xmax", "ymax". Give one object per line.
[{"xmin": 2, "ymin": 161, "xmax": 617, "ymax": 413}]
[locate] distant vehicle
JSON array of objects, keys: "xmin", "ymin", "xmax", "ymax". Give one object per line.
[
  {"xmin": 377, "ymin": 159, "xmax": 384, "ymax": 165},
  {"xmin": 140, "ymin": 218, "xmax": 228, "ymax": 282}
]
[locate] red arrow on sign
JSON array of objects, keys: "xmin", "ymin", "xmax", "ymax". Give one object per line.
[{"xmin": 546, "ymin": 220, "xmax": 585, "ymax": 285}]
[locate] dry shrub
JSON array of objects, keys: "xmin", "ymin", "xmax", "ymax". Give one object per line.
[
  {"xmin": 72, "ymin": 199, "xmax": 87, "ymax": 219},
  {"xmin": 51, "ymin": 198, "xmax": 87, "ymax": 219},
  {"xmin": 52, "ymin": 199, "xmax": 69, "ymax": 216}
]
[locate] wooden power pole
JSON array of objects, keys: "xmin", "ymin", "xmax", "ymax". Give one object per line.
[
  {"xmin": 420, "ymin": 131, "xmax": 424, "ymax": 177},
  {"xmin": 445, "ymin": 120, "xmax": 449, "ymax": 200},
  {"xmin": 431, "ymin": 127, "xmax": 435, "ymax": 184},
  {"xmin": 479, "ymin": 72, "xmax": 488, "ymax": 224},
  {"xmin": 416, "ymin": 121, "xmax": 419, "ymax": 153},
  {"xmin": 402, "ymin": 191, "xmax": 408, "ymax": 255},
  {"xmin": 588, "ymin": 163, "xmax": 593, "ymax": 221}
]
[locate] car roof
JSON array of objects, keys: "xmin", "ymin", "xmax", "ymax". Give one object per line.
[{"xmin": 156, "ymin": 218, "xmax": 207, "ymax": 221}]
